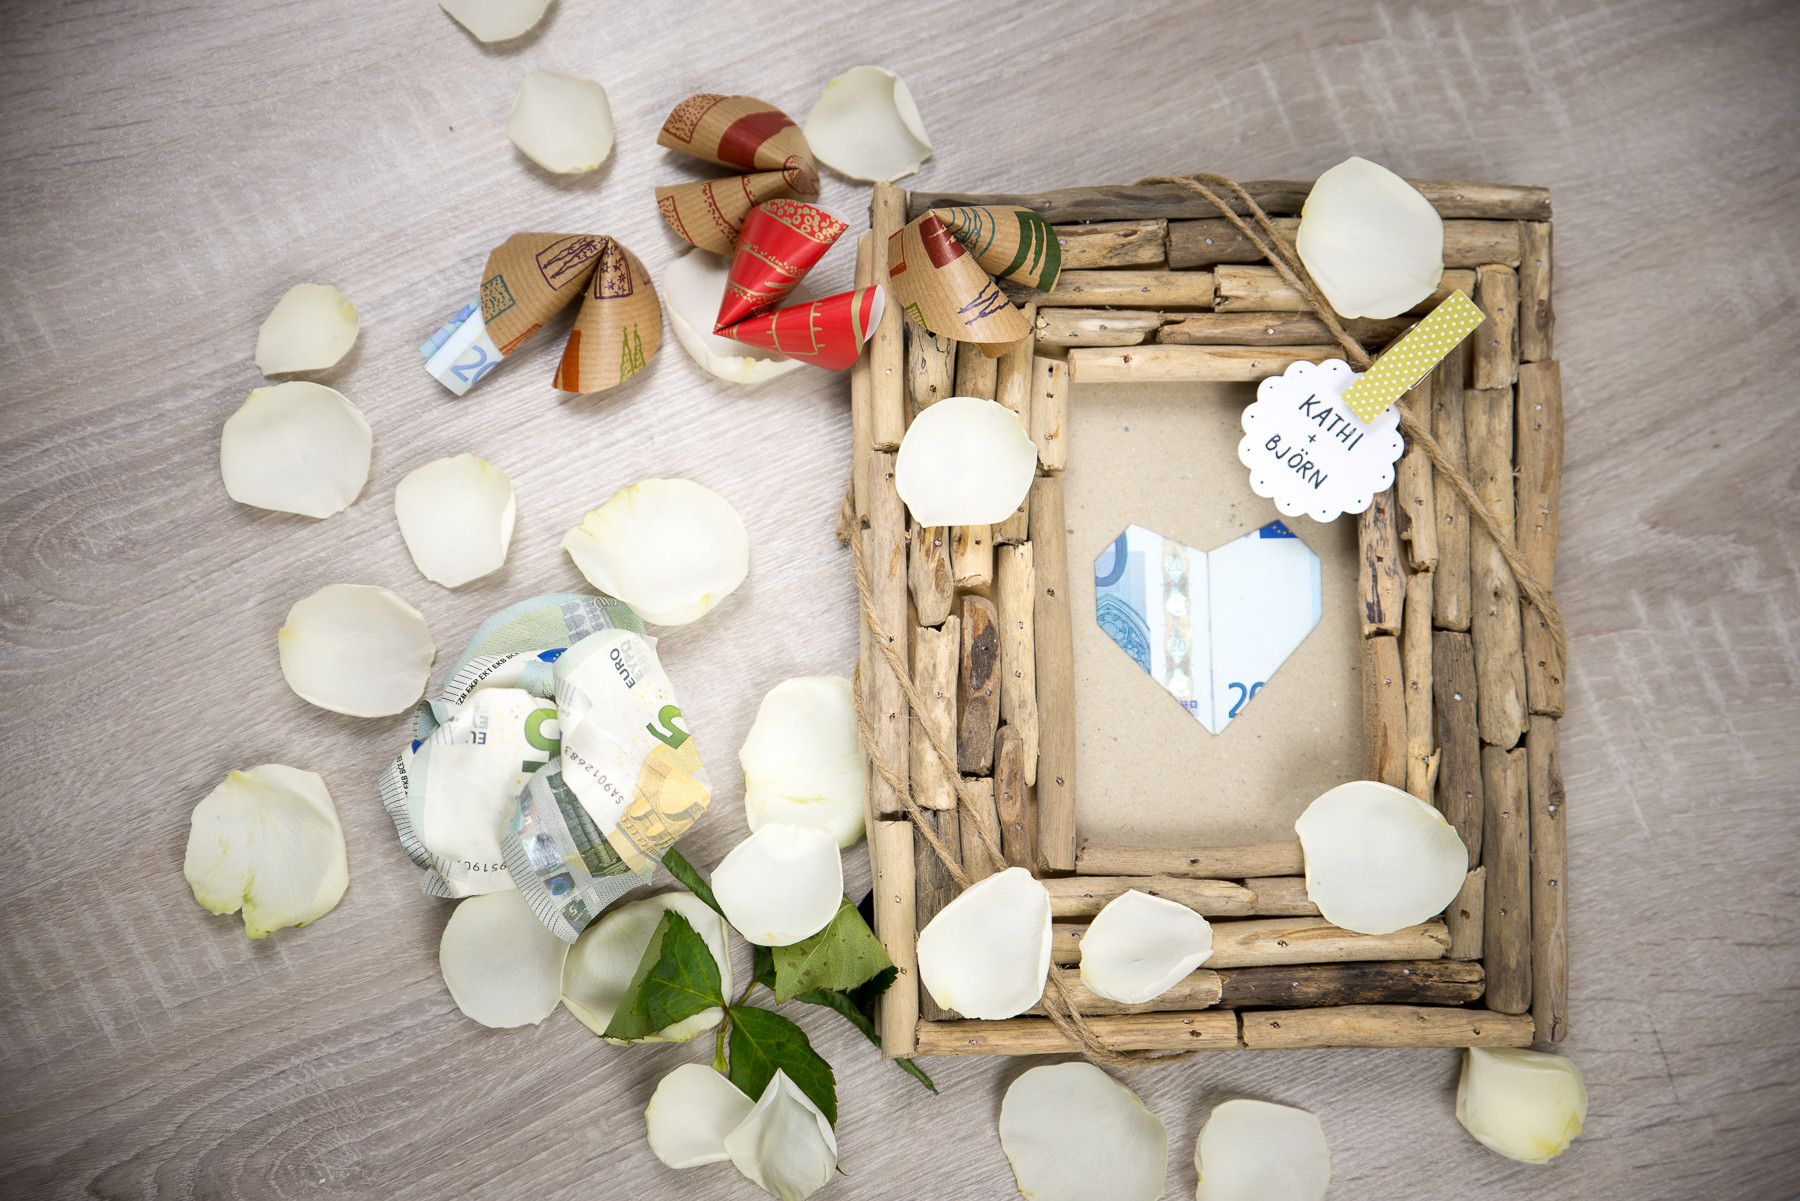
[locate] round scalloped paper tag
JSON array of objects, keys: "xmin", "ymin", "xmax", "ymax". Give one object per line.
[{"xmin": 1239, "ymin": 359, "xmax": 1405, "ymax": 523}]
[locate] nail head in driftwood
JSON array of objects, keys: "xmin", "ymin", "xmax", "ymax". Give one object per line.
[{"xmin": 851, "ymin": 175, "xmax": 1565, "ymax": 1057}]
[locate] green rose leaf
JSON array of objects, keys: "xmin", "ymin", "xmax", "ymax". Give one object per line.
[
  {"xmin": 753, "ymin": 943, "xmax": 777, "ymax": 992},
  {"xmin": 792, "ymin": 969, "xmax": 935, "ymax": 1093},
  {"xmin": 602, "ymin": 909, "xmax": 723, "ymax": 1041},
  {"xmin": 661, "ymin": 848, "xmax": 724, "ymax": 919},
  {"xmin": 727, "ymin": 1005, "xmax": 838, "ymax": 1127},
  {"xmin": 771, "ymin": 898, "xmax": 893, "ymax": 1003}
]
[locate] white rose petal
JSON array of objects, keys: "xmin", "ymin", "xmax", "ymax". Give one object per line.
[
  {"xmin": 1294, "ymin": 780, "xmax": 1467, "ymax": 936},
  {"xmin": 1000, "ymin": 1062, "xmax": 1167, "ymax": 1201},
  {"xmin": 740, "ymin": 676, "xmax": 866, "ymax": 848},
  {"xmin": 254, "ymin": 283, "xmax": 359, "ymax": 374},
  {"xmin": 662, "ymin": 248, "xmax": 811, "ymax": 385},
  {"xmin": 561, "ymin": 891, "xmax": 734, "ymax": 1043},
  {"xmin": 915, "ymin": 866, "xmax": 1051, "ymax": 1019},
  {"xmin": 183, "ymin": 764, "xmax": 349, "ymax": 939},
  {"xmin": 1195, "ymin": 1099, "xmax": 1332, "ymax": 1201},
  {"xmin": 394, "ymin": 454, "xmax": 516, "ymax": 588},
  {"xmin": 711, "ymin": 824, "xmax": 843, "ymax": 947},
  {"xmin": 1295, "ymin": 156, "xmax": 1445, "ymax": 319},
  {"xmin": 561, "ymin": 478, "xmax": 749, "ymax": 626},
  {"xmin": 894, "ymin": 396, "xmax": 1038, "ymax": 527},
  {"xmin": 1457, "ymin": 1046, "xmax": 1587, "ymax": 1164},
  {"xmin": 506, "ymin": 69, "xmax": 614, "ymax": 174},
  {"xmin": 438, "ymin": 889, "xmax": 570, "ymax": 1028},
  {"xmin": 723, "ymin": 1070, "xmax": 839, "ymax": 1201},
  {"xmin": 440, "ymin": 0, "xmax": 549, "ymax": 42},
  {"xmin": 646, "ymin": 1063, "xmax": 755, "ymax": 1169},
  {"xmin": 803, "ymin": 65, "xmax": 933, "ymax": 183},
  {"xmin": 220, "ymin": 381, "xmax": 372, "ymax": 519},
  {"xmin": 278, "ymin": 583, "xmax": 436, "ymax": 718},
  {"xmin": 1079, "ymin": 889, "xmax": 1214, "ymax": 1004}
]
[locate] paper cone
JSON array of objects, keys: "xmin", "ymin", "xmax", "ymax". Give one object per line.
[
  {"xmin": 885, "ymin": 213, "xmax": 1032, "ymax": 349},
  {"xmin": 552, "ymin": 239, "xmax": 662, "ymax": 394},
  {"xmin": 715, "ymin": 200, "xmax": 848, "ymax": 332},
  {"xmin": 658, "ymin": 93, "xmax": 818, "ymax": 191},
  {"xmin": 929, "ymin": 205, "xmax": 1062, "ymax": 291},
  {"xmin": 655, "ymin": 170, "xmax": 803, "ymax": 255},
  {"xmin": 721, "ymin": 286, "xmax": 884, "ymax": 372},
  {"xmin": 480, "ymin": 233, "xmax": 608, "ymax": 355}
]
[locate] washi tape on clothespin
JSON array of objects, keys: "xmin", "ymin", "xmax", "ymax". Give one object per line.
[{"xmin": 1339, "ymin": 289, "xmax": 1485, "ymax": 422}]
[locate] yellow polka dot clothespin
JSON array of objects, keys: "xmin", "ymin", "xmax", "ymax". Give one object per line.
[{"xmin": 1340, "ymin": 290, "xmax": 1486, "ymax": 423}]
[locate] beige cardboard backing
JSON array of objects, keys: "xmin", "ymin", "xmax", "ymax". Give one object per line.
[{"xmin": 1063, "ymin": 381, "xmax": 1362, "ymax": 849}]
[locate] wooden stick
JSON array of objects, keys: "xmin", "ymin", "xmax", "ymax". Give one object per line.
[
  {"xmin": 1527, "ymin": 716, "xmax": 1568, "ymax": 1041},
  {"xmin": 956, "ymin": 594, "xmax": 999, "ymax": 774},
  {"xmin": 1240, "ymin": 1005, "xmax": 1533, "ymax": 1050},
  {"xmin": 1170, "ymin": 216, "xmax": 1523, "ymax": 270},
  {"xmin": 951, "ymin": 524, "xmax": 993, "ymax": 589},
  {"xmin": 1402, "ymin": 572, "xmax": 1435, "ymax": 801},
  {"xmin": 865, "ymin": 454, "xmax": 911, "ymax": 819},
  {"xmin": 869, "ymin": 183, "xmax": 907, "ymax": 449},
  {"xmin": 906, "ymin": 180, "xmax": 1551, "ymax": 223},
  {"xmin": 959, "ymin": 776, "xmax": 1000, "ymax": 886},
  {"xmin": 870, "ymin": 819, "xmax": 918, "ymax": 1056},
  {"xmin": 991, "ymin": 732, "xmax": 1031, "ymax": 870},
  {"xmin": 994, "ymin": 501, "xmax": 1029, "ymax": 547},
  {"xmin": 1466, "ymin": 386, "xmax": 1527, "ymax": 749},
  {"xmin": 909, "ymin": 617, "xmax": 960, "ymax": 810},
  {"xmin": 996, "ymin": 544, "xmax": 1039, "ymax": 783},
  {"xmin": 1035, "ymin": 307, "xmax": 1167, "ymax": 347},
  {"xmin": 1472, "ymin": 264, "xmax": 1520, "ymax": 390},
  {"xmin": 1077, "ymin": 841, "xmax": 1304, "ymax": 879},
  {"xmin": 1445, "ymin": 866, "xmax": 1486, "ymax": 960},
  {"xmin": 1358, "ymin": 487, "xmax": 1404, "ymax": 636},
  {"xmin": 1042, "ymin": 875, "xmax": 1257, "ymax": 918},
  {"xmin": 1052, "ymin": 917, "xmax": 1449, "ymax": 968},
  {"xmin": 1482, "ymin": 746, "xmax": 1532, "ymax": 1014},
  {"xmin": 1067, "ymin": 344, "xmax": 1337, "ymax": 384},
  {"xmin": 1516, "ymin": 361, "xmax": 1565, "ymax": 717},
  {"xmin": 1215, "ymin": 265, "xmax": 1475, "ymax": 314},
  {"xmin": 1362, "ymin": 635, "xmax": 1407, "ymax": 790},
  {"xmin": 996, "ymin": 304, "xmax": 1036, "ymax": 416},
  {"xmin": 954, "ymin": 337, "xmax": 999, "ymax": 399},
  {"xmin": 1054, "ymin": 218, "xmax": 1167, "ymax": 269},
  {"xmin": 1021, "ymin": 268, "xmax": 1214, "ymax": 310},
  {"xmin": 1217, "ymin": 959, "xmax": 1484, "ymax": 1009},
  {"xmin": 1395, "ymin": 380, "xmax": 1438, "ymax": 571},
  {"xmin": 908, "ymin": 522, "xmax": 954, "ymax": 627},
  {"xmin": 1519, "ymin": 222, "xmax": 1555, "ymax": 362},
  {"xmin": 914, "ymin": 1011, "xmax": 1240, "ymax": 1056},
  {"xmin": 1029, "ymin": 967, "xmax": 1222, "ymax": 1017},
  {"xmin": 913, "ymin": 806, "xmax": 960, "ymax": 1021},
  {"xmin": 1030, "ymin": 475, "xmax": 1077, "ymax": 871},
  {"xmin": 1158, "ymin": 311, "xmax": 1409, "ymax": 348},
  {"xmin": 904, "ymin": 317, "xmax": 957, "ymax": 412},
  {"xmin": 1431, "ymin": 343, "xmax": 1472, "ymax": 630},
  {"xmin": 1241, "ymin": 876, "xmax": 1319, "ymax": 916},
  {"xmin": 849, "ymin": 234, "xmax": 874, "ymax": 521},
  {"xmin": 1028, "ymin": 356, "xmax": 1069, "ymax": 472},
  {"xmin": 1432, "ymin": 630, "xmax": 1485, "ymax": 864}
]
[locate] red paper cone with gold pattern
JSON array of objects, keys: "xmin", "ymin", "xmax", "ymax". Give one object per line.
[
  {"xmin": 720, "ymin": 286, "xmax": 884, "ymax": 372},
  {"xmin": 715, "ymin": 200, "xmax": 848, "ymax": 332}
]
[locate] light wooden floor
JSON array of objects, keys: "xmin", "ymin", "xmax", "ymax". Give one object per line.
[{"xmin": 4, "ymin": 1, "xmax": 1796, "ymax": 1197}]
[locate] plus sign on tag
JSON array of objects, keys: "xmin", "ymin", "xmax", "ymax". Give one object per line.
[{"xmin": 1239, "ymin": 358, "xmax": 1405, "ymax": 523}]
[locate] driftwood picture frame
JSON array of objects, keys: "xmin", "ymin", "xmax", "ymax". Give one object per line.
[{"xmin": 847, "ymin": 177, "xmax": 1564, "ymax": 1058}]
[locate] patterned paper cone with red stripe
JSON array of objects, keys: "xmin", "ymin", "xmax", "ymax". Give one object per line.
[
  {"xmin": 715, "ymin": 200, "xmax": 849, "ymax": 332},
  {"xmin": 928, "ymin": 205, "xmax": 1063, "ymax": 291},
  {"xmin": 552, "ymin": 240, "xmax": 661, "ymax": 394},
  {"xmin": 654, "ymin": 170, "xmax": 802, "ymax": 257},
  {"xmin": 655, "ymin": 94, "xmax": 819, "ymax": 254},
  {"xmin": 886, "ymin": 212, "xmax": 1031, "ymax": 356},
  {"xmin": 720, "ymin": 285, "xmax": 884, "ymax": 372},
  {"xmin": 479, "ymin": 232, "xmax": 609, "ymax": 357}
]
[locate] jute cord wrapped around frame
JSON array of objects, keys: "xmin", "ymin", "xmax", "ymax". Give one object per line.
[{"xmin": 843, "ymin": 173, "xmax": 1565, "ymax": 1067}]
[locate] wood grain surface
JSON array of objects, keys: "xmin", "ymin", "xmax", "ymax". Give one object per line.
[{"xmin": 3, "ymin": 1, "xmax": 1798, "ymax": 1197}]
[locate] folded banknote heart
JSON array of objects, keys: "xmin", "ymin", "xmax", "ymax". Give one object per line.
[{"xmin": 1094, "ymin": 520, "xmax": 1322, "ymax": 734}]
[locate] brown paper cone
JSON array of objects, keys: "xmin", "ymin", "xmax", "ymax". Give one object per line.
[
  {"xmin": 480, "ymin": 233, "xmax": 607, "ymax": 356},
  {"xmin": 657, "ymin": 93, "xmax": 818, "ymax": 191},
  {"xmin": 552, "ymin": 240, "xmax": 662, "ymax": 394},
  {"xmin": 929, "ymin": 205, "xmax": 1062, "ymax": 291},
  {"xmin": 886, "ymin": 213, "xmax": 1031, "ymax": 349},
  {"xmin": 655, "ymin": 170, "xmax": 802, "ymax": 255}
]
